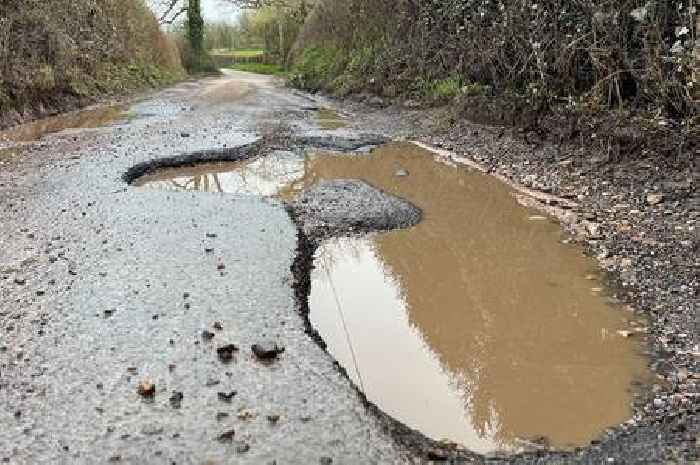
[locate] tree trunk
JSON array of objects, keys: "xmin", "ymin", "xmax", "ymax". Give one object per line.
[
  {"xmin": 187, "ymin": 0, "xmax": 205, "ymax": 68},
  {"xmin": 694, "ymin": 12, "xmax": 699, "ymax": 101}
]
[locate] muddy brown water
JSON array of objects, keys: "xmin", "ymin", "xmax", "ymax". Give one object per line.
[
  {"xmin": 0, "ymin": 104, "xmax": 126, "ymax": 143},
  {"xmin": 134, "ymin": 142, "xmax": 649, "ymax": 454},
  {"xmin": 316, "ymin": 108, "xmax": 346, "ymax": 130}
]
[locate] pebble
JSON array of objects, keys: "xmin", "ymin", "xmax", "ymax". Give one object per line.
[
  {"xmin": 251, "ymin": 342, "xmax": 285, "ymax": 361},
  {"xmin": 137, "ymin": 381, "xmax": 156, "ymax": 397},
  {"xmin": 217, "ymin": 429, "xmax": 235, "ymax": 443},
  {"xmin": 217, "ymin": 344, "xmax": 239, "ymax": 362},
  {"xmin": 217, "ymin": 391, "xmax": 237, "ymax": 402},
  {"xmin": 646, "ymin": 193, "xmax": 664, "ymax": 205},
  {"xmin": 169, "ymin": 391, "xmax": 183, "ymax": 408}
]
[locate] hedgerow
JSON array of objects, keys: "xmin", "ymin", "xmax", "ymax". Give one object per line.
[{"xmin": 293, "ymin": 0, "xmax": 697, "ymax": 117}]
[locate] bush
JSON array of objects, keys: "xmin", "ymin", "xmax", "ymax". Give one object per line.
[
  {"xmin": 289, "ymin": 46, "xmax": 345, "ymax": 91},
  {"xmin": 292, "ymin": 0, "xmax": 697, "ymax": 117},
  {"xmin": 0, "ymin": 0, "xmax": 184, "ymax": 126}
]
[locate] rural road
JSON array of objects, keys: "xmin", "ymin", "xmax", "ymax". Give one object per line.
[
  {"xmin": 0, "ymin": 71, "xmax": 416, "ymax": 465},
  {"xmin": 1, "ymin": 70, "xmax": 697, "ymax": 465}
]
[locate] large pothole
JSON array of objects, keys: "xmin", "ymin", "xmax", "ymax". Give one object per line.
[{"xmin": 128, "ymin": 140, "xmax": 650, "ymax": 456}]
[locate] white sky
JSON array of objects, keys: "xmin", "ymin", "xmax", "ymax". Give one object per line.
[
  {"xmin": 149, "ymin": 0, "xmax": 241, "ymax": 24},
  {"xmin": 201, "ymin": 0, "xmax": 240, "ymax": 22}
]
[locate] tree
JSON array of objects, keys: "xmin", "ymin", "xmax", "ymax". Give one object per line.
[
  {"xmin": 154, "ymin": 0, "xmax": 309, "ymax": 68},
  {"xmin": 186, "ymin": 0, "xmax": 204, "ymax": 63}
]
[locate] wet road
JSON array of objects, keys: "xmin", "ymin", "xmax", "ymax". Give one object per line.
[{"xmin": 0, "ymin": 71, "xmax": 413, "ymax": 464}]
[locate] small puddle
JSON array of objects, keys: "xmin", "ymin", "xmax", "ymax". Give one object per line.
[
  {"xmin": 317, "ymin": 108, "xmax": 346, "ymax": 130},
  {"xmin": 0, "ymin": 104, "xmax": 127, "ymax": 143},
  {"xmin": 0, "ymin": 146, "xmax": 26, "ymax": 162},
  {"xmin": 131, "ymin": 152, "xmax": 304, "ymax": 195},
  {"xmin": 134, "ymin": 142, "xmax": 649, "ymax": 454}
]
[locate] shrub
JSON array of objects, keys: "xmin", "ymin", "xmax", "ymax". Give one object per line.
[
  {"xmin": 289, "ymin": 46, "xmax": 345, "ymax": 91},
  {"xmin": 0, "ymin": 0, "xmax": 184, "ymax": 125},
  {"xmin": 291, "ymin": 0, "xmax": 697, "ymax": 117}
]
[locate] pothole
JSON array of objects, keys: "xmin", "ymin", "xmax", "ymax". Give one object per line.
[
  {"xmin": 131, "ymin": 150, "xmax": 303, "ymax": 195},
  {"xmin": 0, "ymin": 104, "xmax": 127, "ymax": 142},
  {"xmin": 317, "ymin": 108, "xmax": 347, "ymax": 130},
  {"xmin": 129, "ymin": 140, "xmax": 650, "ymax": 455}
]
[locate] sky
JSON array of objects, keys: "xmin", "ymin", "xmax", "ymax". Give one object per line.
[
  {"xmin": 201, "ymin": 0, "xmax": 241, "ymax": 22},
  {"xmin": 149, "ymin": 0, "xmax": 241, "ymax": 24}
]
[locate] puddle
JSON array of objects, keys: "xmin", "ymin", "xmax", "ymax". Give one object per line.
[
  {"xmin": 0, "ymin": 104, "xmax": 127, "ymax": 143},
  {"xmin": 132, "ymin": 151, "xmax": 304, "ymax": 195},
  {"xmin": 317, "ymin": 108, "xmax": 346, "ymax": 130},
  {"xmin": 134, "ymin": 142, "xmax": 649, "ymax": 453},
  {"xmin": 0, "ymin": 146, "xmax": 26, "ymax": 161}
]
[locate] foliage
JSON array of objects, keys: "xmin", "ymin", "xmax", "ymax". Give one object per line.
[
  {"xmin": 414, "ymin": 77, "xmax": 464, "ymax": 102},
  {"xmin": 245, "ymin": 2, "xmax": 311, "ymax": 66},
  {"xmin": 0, "ymin": 0, "xmax": 183, "ymax": 124},
  {"xmin": 289, "ymin": 46, "xmax": 344, "ymax": 91},
  {"xmin": 292, "ymin": 0, "xmax": 697, "ymax": 117}
]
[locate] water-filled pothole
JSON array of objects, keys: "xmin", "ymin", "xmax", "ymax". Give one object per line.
[
  {"xmin": 131, "ymin": 151, "xmax": 304, "ymax": 195},
  {"xmin": 133, "ymin": 142, "xmax": 649, "ymax": 454},
  {"xmin": 317, "ymin": 108, "xmax": 346, "ymax": 130},
  {"xmin": 0, "ymin": 104, "xmax": 127, "ymax": 143}
]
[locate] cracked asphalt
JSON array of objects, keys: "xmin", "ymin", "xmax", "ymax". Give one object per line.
[{"xmin": 0, "ymin": 71, "xmax": 416, "ymax": 465}]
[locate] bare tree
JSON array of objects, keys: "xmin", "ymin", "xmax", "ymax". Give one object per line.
[{"xmin": 154, "ymin": 0, "xmax": 300, "ymax": 24}]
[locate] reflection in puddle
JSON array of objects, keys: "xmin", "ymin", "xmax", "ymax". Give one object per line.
[
  {"xmin": 134, "ymin": 142, "xmax": 649, "ymax": 453},
  {"xmin": 132, "ymin": 152, "xmax": 304, "ymax": 195},
  {"xmin": 317, "ymin": 108, "xmax": 346, "ymax": 130},
  {"xmin": 0, "ymin": 104, "xmax": 126, "ymax": 143}
]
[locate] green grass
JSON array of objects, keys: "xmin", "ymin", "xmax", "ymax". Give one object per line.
[
  {"xmin": 289, "ymin": 46, "xmax": 345, "ymax": 92},
  {"xmin": 210, "ymin": 49, "xmax": 265, "ymax": 58},
  {"xmin": 227, "ymin": 63, "xmax": 286, "ymax": 76}
]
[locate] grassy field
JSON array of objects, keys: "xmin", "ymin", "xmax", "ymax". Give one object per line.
[
  {"xmin": 210, "ymin": 49, "xmax": 265, "ymax": 58},
  {"xmin": 227, "ymin": 63, "xmax": 287, "ymax": 76}
]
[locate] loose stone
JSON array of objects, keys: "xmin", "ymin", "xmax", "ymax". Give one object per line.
[
  {"xmin": 251, "ymin": 342, "xmax": 285, "ymax": 361},
  {"xmin": 217, "ymin": 344, "xmax": 239, "ymax": 362},
  {"xmin": 137, "ymin": 381, "xmax": 156, "ymax": 397}
]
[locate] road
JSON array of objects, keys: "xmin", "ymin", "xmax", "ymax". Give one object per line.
[
  {"xmin": 1, "ymin": 70, "xmax": 696, "ymax": 465},
  {"xmin": 0, "ymin": 71, "xmax": 416, "ymax": 465}
]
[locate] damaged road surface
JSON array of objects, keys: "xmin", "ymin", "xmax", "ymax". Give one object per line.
[
  {"xmin": 0, "ymin": 71, "xmax": 411, "ymax": 465},
  {"xmin": 0, "ymin": 70, "xmax": 693, "ymax": 465}
]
